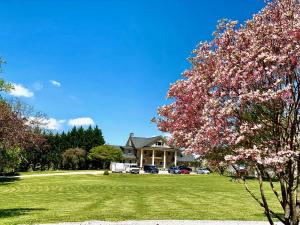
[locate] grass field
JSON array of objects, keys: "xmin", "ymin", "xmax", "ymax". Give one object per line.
[
  {"xmin": 18, "ymin": 170, "xmax": 102, "ymax": 176},
  {"xmin": 0, "ymin": 174, "xmax": 281, "ymax": 225}
]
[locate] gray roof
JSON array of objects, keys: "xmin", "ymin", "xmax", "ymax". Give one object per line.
[
  {"xmin": 127, "ymin": 136, "xmax": 163, "ymax": 148},
  {"xmin": 108, "ymin": 145, "xmax": 136, "ymax": 159},
  {"xmin": 177, "ymin": 154, "xmax": 196, "ymax": 162},
  {"xmin": 108, "ymin": 145, "xmax": 122, "ymax": 150},
  {"xmin": 122, "ymin": 153, "xmax": 137, "ymax": 159},
  {"xmin": 122, "ymin": 146, "xmax": 134, "ymax": 150}
]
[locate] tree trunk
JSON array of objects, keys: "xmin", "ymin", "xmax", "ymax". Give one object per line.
[
  {"xmin": 295, "ymin": 157, "xmax": 300, "ymax": 225},
  {"xmin": 257, "ymin": 168, "xmax": 274, "ymax": 225}
]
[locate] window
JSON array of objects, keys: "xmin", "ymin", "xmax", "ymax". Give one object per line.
[{"xmin": 128, "ymin": 149, "xmax": 132, "ymax": 154}]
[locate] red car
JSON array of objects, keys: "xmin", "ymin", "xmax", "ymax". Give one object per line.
[{"xmin": 180, "ymin": 169, "xmax": 190, "ymax": 174}]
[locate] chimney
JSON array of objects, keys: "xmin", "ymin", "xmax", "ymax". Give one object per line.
[{"xmin": 130, "ymin": 133, "xmax": 134, "ymax": 138}]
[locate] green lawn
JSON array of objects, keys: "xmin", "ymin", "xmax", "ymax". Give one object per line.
[
  {"xmin": 18, "ymin": 170, "xmax": 102, "ymax": 176},
  {"xmin": 0, "ymin": 174, "xmax": 281, "ymax": 225}
]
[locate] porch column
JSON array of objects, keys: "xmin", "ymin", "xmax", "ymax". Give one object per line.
[
  {"xmin": 152, "ymin": 150, "xmax": 155, "ymax": 165},
  {"xmin": 163, "ymin": 151, "xmax": 167, "ymax": 169},
  {"xmin": 174, "ymin": 150, "xmax": 177, "ymax": 166},
  {"xmin": 140, "ymin": 149, "xmax": 144, "ymax": 169}
]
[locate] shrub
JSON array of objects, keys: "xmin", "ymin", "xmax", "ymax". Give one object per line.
[{"xmin": 103, "ymin": 170, "xmax": 109, "ymax": 175}]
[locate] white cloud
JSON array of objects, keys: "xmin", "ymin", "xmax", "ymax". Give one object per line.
[
  {"xmin": 10, "ymin": 83, "xmax": 34, "ymax": 98},
  {"xmin": 44, "ymin": 118, "xmax": 66, "ymax": 130},
  {"xmin": 68, "ymin": 117, "xmax": 95, "ymax": 127},
  {"xmin": 50, "ymin": 80, "xmax": 61, "ymax": 87},
  {"xmin": 28, "ymin": 117, "xmax": 65, "ymax": 130}
]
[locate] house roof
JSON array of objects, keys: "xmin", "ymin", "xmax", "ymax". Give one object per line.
[
  {"xmin": 177, "ymin": 154, "xmax": 196, "ymax": 162},
  {"xmin": 126, "ymin": 136, "xmax": 164, "ymax": 148},
  {"xmin": 117, "ymin": 134, "xmax": 197, "ymax": 162},
  {"xmin": 122, "ymin": 153, "xmax": 137, "ymax": 159},
  {"xmin": 108, "ymin": 145, "xmax": 122, "ymax": 150}
]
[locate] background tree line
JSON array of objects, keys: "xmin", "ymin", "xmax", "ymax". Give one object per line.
[
  {"xmin": 1, "ymin": 104, "xmax": 123, "ymax": 174},
  {"xmin": 20, "ymin": 125, "xmax": 107, "ymax": 171}
]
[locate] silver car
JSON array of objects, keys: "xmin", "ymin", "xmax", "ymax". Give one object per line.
[{"xmin": 197, "ymin": 168, "xmax": 211, "ymax": 174}]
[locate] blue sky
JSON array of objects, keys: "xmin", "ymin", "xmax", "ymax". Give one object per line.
[{"xmin": 0, "ymin": 0, "xmax": 265, "ymax": 145}]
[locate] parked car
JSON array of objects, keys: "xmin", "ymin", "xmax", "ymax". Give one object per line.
[
  {"xmin": 236, "ymin": 167, "xmax": 248, "ymax": 177},
  {"xmin": 197, "ymin": 168, "xmax": 211, "ymax": 174},
  {"xmin": 233, "ymin": 164, "xmax": 248, "ymax": 175},
  {"xmin": 168, "ymin": 166, "xmax": 181, "ymax": 174},
  {"xmin": 178, "ymin": 165, "xmax": 192, "ymax": 172},
  {"xmin": 125, "ymin": 163, "xmax": 140, "ymax": 174},
  {"xmin": 180, "ymin": 169, "xmax": 190, "ymax": 174},
  {"xmin": 143, "ymin": 164, "xmax": 159, "ymax": 174}
]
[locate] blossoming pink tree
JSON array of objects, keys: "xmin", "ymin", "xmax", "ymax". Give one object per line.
[{"xmin": 156, "ymin": 1, "xmax": 300, "ymax": 224}]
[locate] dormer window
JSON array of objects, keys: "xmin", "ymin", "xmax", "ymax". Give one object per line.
[{"xmin": 156, "ymin": 141, "xmax": 163, "ymax": 146}]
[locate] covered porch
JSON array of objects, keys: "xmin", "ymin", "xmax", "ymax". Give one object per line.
[{"xmin": 138, "ymin": 148, "xmax": 178, "ymax": 170}]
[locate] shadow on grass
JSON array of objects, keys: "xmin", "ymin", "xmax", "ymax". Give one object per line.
[
  {"xmin": 0, "ymin": 177, "xmax": 20, "ymax": 185},
  {"xmin": 271, "ymin": 213, "xmax": 284, "ymax": 218},
  {"xmin": 0, "ymin": 208, "xmax": 46, "ymax": 219},
  {"xmin": 252, "ymin": 212, "xmax": 284, "ymax": 221}
]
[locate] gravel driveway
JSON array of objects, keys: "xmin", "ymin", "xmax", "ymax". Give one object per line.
[{"xmin": 38, "ymin": 220, "xmax": 280, "ymax": 225}]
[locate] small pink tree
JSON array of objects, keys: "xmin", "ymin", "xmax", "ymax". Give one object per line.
[{"xmin": 156, "ymin": 0, "xmax": 300, "ymax": 224}]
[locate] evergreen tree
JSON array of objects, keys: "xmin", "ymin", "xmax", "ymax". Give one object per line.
[
  {"xmin": 77, "ymin": 126, "xmax": 85, "ymax": 149},
  {"xmin": 84, "ymin": 125, "xmax": 94, "ymax": 151},
  {"xmin": 68, "ymin": 126, "xmax": 78, "ymax": 148},
  {"xmin": 92, "ymin": 125, "xmax": 105, "ymax": 148}
]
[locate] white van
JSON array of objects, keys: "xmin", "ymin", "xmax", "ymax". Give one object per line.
[{"xmin": 111, "ymin": 162, "xmax": 126, "ymax": 173}]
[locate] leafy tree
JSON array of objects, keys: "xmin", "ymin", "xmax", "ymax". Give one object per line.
[
  {"xmin": 0, "ymin": 61, "xmax": 20, "ymax": 174},
  {"xmin": 0, "ymin": 147, "xmax": 21, "ymax": 175},
  {"xmin": 0, "ymin": 101, "xmax": 29, "ymax": 150},
  {"xmin": 0, "ymin": 80, "xmax": 12, "ymax": 94},
  {"xmin": 156, "ymin": 1, "xmax": 300, "ymax": 224},
  {"xmin": 0, "ymin": 58, "xmax": 12, "ymax": 94},
  {"xmin": 3, "ymin": 99, "xmax": 52, "ymax": 171},
  {"xmin": 88, "ymin": 145, "xmax": 123, "ymax": 169},
  {"xmin": 0, "ymin": 98, "xmax": 37, "ymax": 174},
  {"xmin": 62, "ymin": 148, "xmax": 87, "ymax": 170},
  {"xmin": 20, "ymin": 132, "xmax": 49, "ymax": 171}
]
